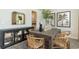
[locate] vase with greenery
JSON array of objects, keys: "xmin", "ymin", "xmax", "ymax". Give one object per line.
[{"xmin": 42, "ymin": 9, "xmax": 53, "ymax": 25}]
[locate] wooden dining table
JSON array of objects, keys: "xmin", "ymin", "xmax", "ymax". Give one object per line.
[{"xmin": 29, "ymin": 28, "xmax": 61, "ymax": 49}]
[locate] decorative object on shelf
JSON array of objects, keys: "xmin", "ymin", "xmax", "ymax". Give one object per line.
[
  {"xmin": 42, "ymin": 9, "xmax": 55, "ymax": 26},
  {"xmin": 12, "ymin": 11, "xmax": 25, "ymax": 25},
  {"xmin": 57, "ymin": 11, "xmax": 71, "ymax": 27}
]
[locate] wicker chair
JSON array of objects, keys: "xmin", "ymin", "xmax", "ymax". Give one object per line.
[
  {"xmin": 53, "ymin": 32, "xmax": 70, "ymax": 49},
  {"xmin": 27, "ymin": 35, "xmax": 44, "ymax": 49}
]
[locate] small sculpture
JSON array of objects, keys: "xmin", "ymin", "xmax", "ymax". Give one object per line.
[{"xmin": 39, "ymin": 23, "xmax": 43, "ymax": 32}]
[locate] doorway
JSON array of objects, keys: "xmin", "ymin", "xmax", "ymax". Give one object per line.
[{"xmin": 32, "ymin": 11, "xmax": 37, "ymax": 30}]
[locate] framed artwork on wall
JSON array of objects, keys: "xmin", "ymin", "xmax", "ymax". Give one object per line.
[
  {"xmin": 57, "ymin": 11, "xmax": 71, "ymax": 27},
  {"xmin": 12, "ymin": 11, "xmax": 25, "ymax": 25}
]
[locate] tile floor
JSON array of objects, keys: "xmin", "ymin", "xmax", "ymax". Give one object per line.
[{"xmin": 69, "ymin": 39, "xmax": 79, "ymax": 49}]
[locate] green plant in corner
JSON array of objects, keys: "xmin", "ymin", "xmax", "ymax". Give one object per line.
[{"xmin": 42, "ymin": 9, "xmax": 53, "ymax": 25}]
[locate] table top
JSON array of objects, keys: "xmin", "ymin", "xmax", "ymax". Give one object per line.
[{"xmin": 30, "ymin": 28, "xmax": 61, "ymax": 37}]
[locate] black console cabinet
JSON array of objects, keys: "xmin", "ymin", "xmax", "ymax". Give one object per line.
[{"xmin": 0, "ymin": 27, "xmax": 33, "ymax": 49}]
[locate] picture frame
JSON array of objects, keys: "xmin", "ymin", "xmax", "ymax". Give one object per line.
[
  {"xmin": 12, "ymin": 11, "xmax": 25, "ymax": 25},
  {"xmin": 57, "ymin": 11, "xmax": 71, "ymax": 27}
]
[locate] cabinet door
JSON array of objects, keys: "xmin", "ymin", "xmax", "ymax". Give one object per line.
[
  {"xmin": 4, "ymin": 31, "xmax": 14, "ymax": 46},
  {"xmin": 14, "ymin": 30, "xmax": 22, "ymax": 42}
]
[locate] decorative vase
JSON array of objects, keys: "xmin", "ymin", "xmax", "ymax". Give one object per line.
[{"xmin": 39, "ymin": 23, "xmax": 43, "ymax": 32}]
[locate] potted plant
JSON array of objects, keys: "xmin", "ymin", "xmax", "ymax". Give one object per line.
[{"xmin": 42, "ymin": 9, "xmax": 53, "ymax": 25}]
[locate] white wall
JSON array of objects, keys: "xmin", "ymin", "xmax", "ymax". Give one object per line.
[
  {"xmin": 52, "ymin": 9, "xmax": 79, "ymax": 39},
  {"xmin": 36, "ymin": 9, "xmax": 79, "ymax": 39},
  {"xmin": 0, "ymin": 9, "xmax": 32, "ymax": 29},
  {"xmin": 0, "ymin": 9, "xmax": 78, "ymax": 39}
]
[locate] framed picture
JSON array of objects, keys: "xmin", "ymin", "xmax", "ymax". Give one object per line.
[
  {"xmin": 12, "ymin": 11, "xmax": 25, "ymax": 25},
  {"xmin": 50, "ymin": 13, "xmax": 55, "ymax": 26},
  {"xmin": 57, "ymin": 11, "xmax": 71, "ymax": 27}
]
